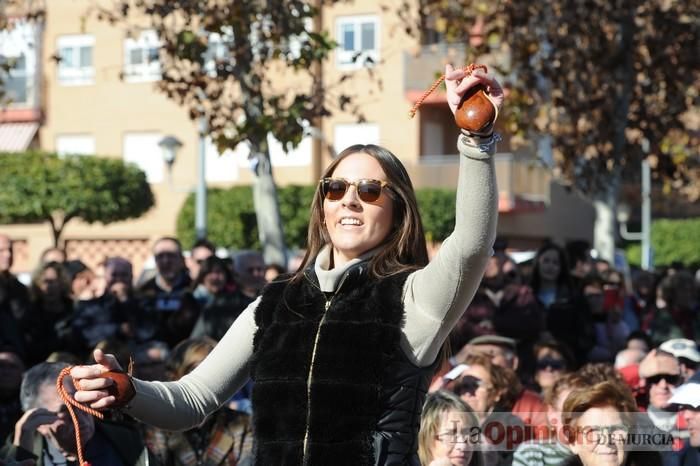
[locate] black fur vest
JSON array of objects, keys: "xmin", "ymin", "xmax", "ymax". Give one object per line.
[{"xmin": 250, "ymin": 262, "xmax": 436, "ymax": 466}]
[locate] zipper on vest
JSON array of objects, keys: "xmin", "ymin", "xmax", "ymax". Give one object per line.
[{"xmin": 301, "ymin": 272, "xmax": 350, "ymax": 465}]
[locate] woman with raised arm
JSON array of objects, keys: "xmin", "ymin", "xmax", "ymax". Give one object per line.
[{"xmin": 70, "ymin": 63, "xmax": 503, "ymax": 466}]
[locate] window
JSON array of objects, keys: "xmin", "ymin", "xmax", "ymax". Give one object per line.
[
  {"xmin": 123, "ymin": 30, "xmax": 161, "ymax": 82},
  {"xmin": 123, "ymin": 132, "xmax": 163, "ymax": 183},
  {"xmin": 56, "ymin": 134, "xmax": 95, "ymax": 156},
  {"xmin": 2, "ymin": 55, "xmax": 28, "ymax": 104},
  {"xmin": 335, "ymin": 15, "xmax": 379, "ymax": 69},
  {"xmin": 205, "ymin": 138, "xmax": 239, "ymax": 182},
  {"xmin": 57, "ymin": 35, "xmax": 94, "ymax": 86},
  {"xmin": 333, "ymin": 123, "xmax": 380, "ymax": 155},
  {"xmin": 0, "ymin": 20, "xmax": 38, "ymax": 106}
]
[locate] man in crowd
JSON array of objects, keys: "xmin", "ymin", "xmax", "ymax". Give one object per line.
[
  {"xmin": 668, "ymin": 371, "xmax": 700, "ymax": 465},
  {"xmin": 1, "ymin": 361, "xmax": 152, "ymax": 465},
  {"xmin": 186, "ymin": 238, "xmax": 216, "ymax": 281},
  {"xmin": 660, "ymin": 338, "xmax": 699, "ymax": 382},
  {"xmin": 0, "ymin": 234, "xmax": 29, "ymax": 359},
  {"xmin": 136, "ymin": 237, "xmax": 199, "ymax": 346},
  {"xmin": 0, "ymin": 349, "xmax": 24, "ymax": 444},
  {"xmin": 638, "ymin": 349, "xmax": 688, "ymax": 444},
  {"xmin": 232, "ymin": 250, "xmax": 266, "ymax": 299},
  {"xmin": 67, "ymin": 257, "xmax": 137, "ymax": 358}
]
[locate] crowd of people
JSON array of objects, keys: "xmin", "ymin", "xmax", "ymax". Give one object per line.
[
  {"xmin": 0, "ymin": 63, "xmax": 699, "ymax": 466},
  {"xmin": 1, "ymin": 232, "xmax": 699, "ymax": 465}
]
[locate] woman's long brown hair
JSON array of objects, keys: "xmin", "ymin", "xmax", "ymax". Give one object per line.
[{"xmin": 292, "ymin": 144, "xmax": 429, "ymax": 281}]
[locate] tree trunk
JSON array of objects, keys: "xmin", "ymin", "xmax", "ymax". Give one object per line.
[
  {"xmin": 47, "ymin": 217, "xmax": 65, "ymax": 247},
  {"xmin": 250, "ymin": 142, "xmax": 287, "ymax": 268}
]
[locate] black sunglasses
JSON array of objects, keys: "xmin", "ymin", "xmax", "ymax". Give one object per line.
[
  {"xmin": 646, "ymin": 373, "xmax": 681, "ymax": 386},
  {"xmin": 536, "ymin": 357, "xmax": 566, "ymax": 371},
  {"xmin": 454, "ymin": 375, "xmax": 486, "ymax": 396},
  {"xmin": 320, "ymin": 177, "xmax": 391, "ymax": 204}
]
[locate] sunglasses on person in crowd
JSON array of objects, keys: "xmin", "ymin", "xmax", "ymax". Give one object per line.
[
  {"xmin": 454, "ymin": 375, "xmax": 488, "ymax": 396},
  {"xmin": 320, "ymin": 178, "xmax": 392, "ymax": 203},
  {"xmin": 536, "ymin": 357, "xmax": 566, "ymax": 371},
  {"xmin": 645, "ymin": 373, "xmax": 681, "ymax": 386}
]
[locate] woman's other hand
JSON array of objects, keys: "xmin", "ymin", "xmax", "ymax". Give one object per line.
[
  {"xmin": 69, "ymin": 349, "xmax": 124, "ymax": 410},
  {"xmin": 444, "ymin": 64, "xmax": 504, "ymax": 117}
]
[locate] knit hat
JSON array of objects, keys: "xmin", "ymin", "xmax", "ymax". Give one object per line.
[{"xmin": 638, "ymin": 349, "xmax": 680, "ymax": 379}]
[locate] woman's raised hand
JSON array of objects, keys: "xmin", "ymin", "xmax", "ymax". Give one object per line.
[
  {"xmin": 69, "ymin": 349, "xmax": 124, "ymax": 410},
  {"xmin": 444, "ymin": 63, "xmax": 504, "ymax": 118}
]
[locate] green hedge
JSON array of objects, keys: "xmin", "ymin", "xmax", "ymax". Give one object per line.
[
  {"xmin": 625, "ymin": 218, "xmax": 700, "ymax": 268},
  {"xmin": 176, "ymin": 185, "xmax": 457, "ymax": 250}
]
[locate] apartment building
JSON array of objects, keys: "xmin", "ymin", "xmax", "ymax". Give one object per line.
[{"xmin": 0, "ymin": 0, "xmax": 594, "ymax": 275}]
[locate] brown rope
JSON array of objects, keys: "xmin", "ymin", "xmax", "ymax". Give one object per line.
[
  {"xmin": 408, "ymin": 63, "xmax": 488, "ymax": 118},
  {"xmin": 57, "ymin": 367, "xmax": 104, "ymax": 466}
]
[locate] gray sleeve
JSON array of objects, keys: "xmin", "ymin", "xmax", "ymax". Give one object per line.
[
  {"xmin": 125, "ymin": 297, "xmax": 260, "ymax": 430},
  {"xmin": 401, "ymin": 136, "xmax": 498, "ymax": 366}
]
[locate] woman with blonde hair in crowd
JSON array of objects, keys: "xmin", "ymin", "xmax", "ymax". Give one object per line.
[{"xmin": 419, "ymin": 390, "xmax": 482, "ymax": 466}]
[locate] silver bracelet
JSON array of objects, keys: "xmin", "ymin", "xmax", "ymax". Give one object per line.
[{"xmin": 460, "ymin": 132, "xmax": 502, "ymax": 153}]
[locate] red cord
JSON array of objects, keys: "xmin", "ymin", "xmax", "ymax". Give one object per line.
[
  {"xmin": 408, "ymin": 63, "xmax": 488, "ymax": 118},
  {"xmin": 57, "ymin": 367, "xmax": 104, "ymax": 466}
]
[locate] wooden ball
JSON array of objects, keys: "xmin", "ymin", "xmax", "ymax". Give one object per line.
[
  {"xmin": 454, "ymin": 84, "xmax": 496, "ymax": 133},
  {"xmin": 102, "ymin": 370, "xmax": 134, "ymax": 408}
]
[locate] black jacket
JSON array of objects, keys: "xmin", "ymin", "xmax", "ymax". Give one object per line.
[{"xmin": 251, "ymin": 264, "xmax": 436, "ymax": 466}]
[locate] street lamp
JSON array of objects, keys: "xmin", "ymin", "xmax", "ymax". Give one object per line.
[
  {"xmin": 158, "ymin": 135, "xmax": 183, "ymax": 170},
  {"xmin": 158, "ymin": 132, "xmax": 208, "ymax": 241},
  {"xmin": 616, "ymin": 159, "xmax": 653, "ymax": 270}
]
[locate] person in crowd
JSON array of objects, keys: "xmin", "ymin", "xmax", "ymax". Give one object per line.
[
  {"xmin": 190, "ymin": 256, "xmax": 254, "ymax": 341},
  {"xmin": 644, "ymin": 271, "xmax": 696, "ymax": 345},
  {"xmin": 530, "ymin": 242, "xmax": 594, "ymax": 366},
  {"xmin": 582, "ymin": 274, "xmax": 630, "ymax": 362},
  {"xmin": 64, "ymin": 257, "xmax": 136, "ymax": 360},
  {"xmin": 186, "ymin": 239, "xmax": 216, "ymax": 281},
  {"xmin": 615, "ymin": 348, "xmax": 648, "ymax": 408},
  {"xmin": 135, "ymin": 237, "xmax": 200, "ymax": 346},
  {"xmin": 230, "ymin": 250, "xmax": 267, "ymax": 299},
  {"xmin": 22, "ymin": 262, "xmax": 73, "ymax": 365},
  {"xmin": 0, "ymin": 349, "xmax": 24, "ymax": 445},
  {"xmin": 630, "ymin": 271, "xmax": 657, "ymax": 327},
  {"xmin": 453, "ymin": 335, "xmax": 547, "ymax": 435},
  {"xmin": 38, "ymin": 248, "xmax": 66, "ymax": 267},
  {"xmin": 131, "ymin": 340, "xmax": 171, "ymax": 382},
  {"xmin": 666, "ymin": 371, "xmax": 700, "ymax": 466},
  {"xmin": 0, "ymin": 361, "xmax": 153, "ymax": 466},
  {"xmin": 264, "ymin": 263, "xmax": 286, "ymax": 283},
  {"xmin": 561, "ymin": 381, "xmax": 662, "ymax": 466},
  {"xmin": 492, "ymin": 284, "xmax": 544, "ymax": 380},
  {"xmin": 638, "ymin": 349, "xmax": 687, "ymax": 441},
  {"xmin": 0, "ymin": 234, "xmax": 29, "ymax": 359},
  {"xmin": 418, "ymin": 390, "xmax": 483, "ymax": 466},
  {"xmin": 659, "ymin": 338, "xmax": 699, "ymax": 382},
  {"xmin": 626, "ymin": 330, "xmax": 653, "ymax": 354},
  {"xmin": 566, "ymin": 240, "xmax": 593, "ymax": 293},
  {"xmin": 512, "ymin": 373, "xmax": 576, "ymax": 465},
  {"xmin": 450, "ymin": 353, "xmax": 525, "ymax": 465},
  {"xmin": 70, "ymin": 64, "xmax": 504, "ymax": 465},
  {"xmin": 64, "ymin": 260, "xmax": 96, "ymax": 302},
  {"xmin": 532, "ymin": 340, "xmax": 573, "ymax": 396},
  {"xmin": 614, "ymin": 348, "xmax": 647, "ymax": 370},
  {"xmin": 144, "ymin": 337, "xmax": 253, "ymax": 466}
]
